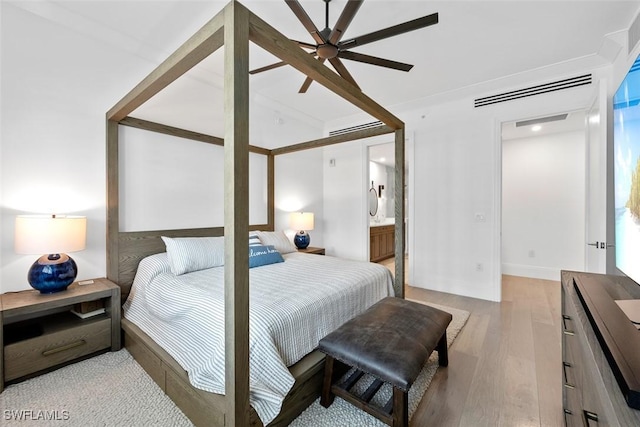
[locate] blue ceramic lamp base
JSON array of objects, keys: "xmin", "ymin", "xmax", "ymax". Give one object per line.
[
  {"xmin": 294, "ymin": 231, "xmax": 310, "ymax": 249},
  {"xmin": 28, "ymin": 253, "xmax": 78, "ymax": 294}
]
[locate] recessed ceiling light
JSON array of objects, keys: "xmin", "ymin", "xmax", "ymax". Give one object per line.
[
  {"xmin": 380, "ymin": 157, "xmax": 386, "ymax": 162},
  {"xmin": 532, "ymin": 125, "xmax": 542, "ymax": 132}
]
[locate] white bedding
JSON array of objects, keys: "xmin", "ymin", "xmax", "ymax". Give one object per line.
[{"xmin": 123, "ymin": 251, "xmax": 394, "ymax": 424}]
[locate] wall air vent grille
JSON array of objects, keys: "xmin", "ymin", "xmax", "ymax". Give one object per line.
[
  {"xmin": 329, "ymin": 121, "xmax": 384, "ymax": 137},
  {"xmin": 515, "ymin": 113, "xmax": 568, "ymax": 127},
  {"xmin": 474, "ymin": 74, "xmax": 592, "ymax": 108},
  {"xmin": 630, "ymin": 11, "xmax": 640, "ymax": 54}
]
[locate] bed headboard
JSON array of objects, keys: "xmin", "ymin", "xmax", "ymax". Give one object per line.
[{"xmin": 109, "ymin": 225, "xmax": 271, "ymax": 302}]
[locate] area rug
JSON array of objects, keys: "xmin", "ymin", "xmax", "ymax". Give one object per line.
[
  {"xmin": 0, "ymin": 301, "xmax": 468, "ymax": 427},
  {"xmin": 0, "ymin": 347, "xmax": 192, "ymax": 427}
]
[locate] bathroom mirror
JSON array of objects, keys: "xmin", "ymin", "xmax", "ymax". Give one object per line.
[{"xmin": 368, "ymin": 186, "xmax": 378, "ymax": 216}]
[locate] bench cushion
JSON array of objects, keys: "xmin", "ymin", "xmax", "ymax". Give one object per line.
[{"xmin": 318, "ymin": 297, "xmax": 452, "ymax": 391}]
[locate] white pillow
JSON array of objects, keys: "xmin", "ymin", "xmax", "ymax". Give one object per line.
[
  {"xmin": 256, "ymin": 231, "xmax": 298, "ymax": 254},
  {"xmin": 161, "ymin": 236, "xmax": 225, "ymax": 275}
]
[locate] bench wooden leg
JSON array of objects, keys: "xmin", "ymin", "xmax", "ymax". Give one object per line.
[
  {"xmin": 392, "ymin": 386, "xmax": 408, "ymax": 427},
  {"xmin": 321, "ymin": 355, "xmax": 337, "ymax": 408},
  {"xmin": 437, "ymin": 330, "xmax": 448, "ymax": 367}
]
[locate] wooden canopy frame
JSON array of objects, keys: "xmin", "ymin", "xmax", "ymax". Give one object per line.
[{"xmin": 106, "ymin": 1, "xmax": 405, "ymax": 425}]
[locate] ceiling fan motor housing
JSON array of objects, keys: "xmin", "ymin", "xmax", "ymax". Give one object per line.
[{"xmin": 317, "ymin": 44, "xmax": 339, "ymax": 59}]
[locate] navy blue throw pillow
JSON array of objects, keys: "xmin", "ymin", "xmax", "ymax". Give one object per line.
[{"xmin": 249, "ymin": 245, "xmax": 284, "ymax": 268}]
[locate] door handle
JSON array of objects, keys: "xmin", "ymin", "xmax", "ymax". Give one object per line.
[{"xmin": 587, "ymin": 242, "xmax": 610, "ymax": 249}]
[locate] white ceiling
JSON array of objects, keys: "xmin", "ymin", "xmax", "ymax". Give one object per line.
[{"xmin": 15, "ymin": 0, "xmax": 640, "ymax": 134}]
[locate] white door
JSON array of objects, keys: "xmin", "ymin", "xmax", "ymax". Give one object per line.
[{"xmin": 585, "ymin": 79, "xmax": 608, "ymax": 273}]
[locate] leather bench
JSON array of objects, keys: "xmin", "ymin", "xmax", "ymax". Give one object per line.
[{"xmin": 318, "ymin": 297, "xmax": 452, "ymax": 427}]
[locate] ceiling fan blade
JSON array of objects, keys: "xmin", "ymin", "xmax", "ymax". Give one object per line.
[
  {"xmin": 251, "ymin": 51, "xmax": 317, "ymax": 75},
  {"xmin": 328, "ymin": 57, "xmax": 360, "ymax": 90},
  {"xmin": 328, "ymin": 0, "xmax": 363, "ymax": 45},
  {"xmin": 338, "ymin": 12, "xmax": 438, "ymax": 50},
  {"xmin": 299, "ymin": 76, "xmax": 314, "ymax": 93},
  {"xmin": 339, "ymin": 50, "xmax": 413, "ymax": 72},
  {"xmin": 292, "ymin": 39, "xmax": 318, "ymax": 50},
  {"xmin": 285, "ymin": 0, "xmax": 326, "ymax": 45},
  {"xmin": 299, "ymin": 58, "xmax": 325, "ymax": 93},
  {"xmin": 249, "ymin": 61, "xmax": 288, "ymax": 75}
]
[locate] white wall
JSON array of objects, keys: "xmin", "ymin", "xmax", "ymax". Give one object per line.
[
  {"xmin": 323, "ymin": 140, "xmax": 367, "ymax": 260},
  {"xmin": 120, "ymin": 126, "xmax": 269, "ymax": 231},
  {"xmin": 0, "ymin": 3, "xmax": 323, "ymax": 292},
  {"xmin": 502, "ymin": 131, "xmax": 586, "ymax": 280},
  {"xmin": 324, "ymin": 71, "xmax": 607, "ymax": 301},
  {"xmin": 410, "ymin": 102, "xmax": 499, "ymax": 300},
  {"xmin": 275, "ymin": 149, "xmax": 324, "ymax": 247},
  {"xmin": 1, "ymin": 4, "xmax": 142, "ymax": 292}
]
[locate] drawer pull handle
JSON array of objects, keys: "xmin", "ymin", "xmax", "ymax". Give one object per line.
[
  {"xmin": 584, "ymin": 410, "xmax": 598, "ymax": 425},
  {"xmin": 562, "ymin": 315, "xmax": 575, "ymax": 335},
  {"xmin": 562, "ymin": 362, "xmax": 575, "ymax": 389},
  {"xmin": 42, "ymin": 339, "xmax": 86, "ymax": 356}
]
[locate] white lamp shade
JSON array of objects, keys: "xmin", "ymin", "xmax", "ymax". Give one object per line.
[
  {"xmin": 15, "ymin": 215, "xmax": 87, "ymax": 255},
  {"xmin": 290, "ymin": 212, "xmax": 314, "ymax": 231}
]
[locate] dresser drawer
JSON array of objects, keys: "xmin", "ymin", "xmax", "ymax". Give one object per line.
[
  {"xmin": 4, "ymin": 317, "xmax": 111, "ymax": 381},
  {"xmin": 563, "ymin": 388, "xmax": 583, "ymax": 427}
]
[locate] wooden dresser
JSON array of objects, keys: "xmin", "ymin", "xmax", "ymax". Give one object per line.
[{"xmin": 561, "ymin": 270, "xmax": 640, "ymax": 426}]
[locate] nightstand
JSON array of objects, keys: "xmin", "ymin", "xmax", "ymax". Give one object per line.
[
  {"xmin": 298, "ymin": 246, "xmax": 325, "ymax": 255},
  {"xmin": 0, "ymin": 278, "xmax": 121, "ymax": 392}
]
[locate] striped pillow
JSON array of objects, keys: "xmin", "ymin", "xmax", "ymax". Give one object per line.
[
  {"xmin": 161, "ymin": 236, "xmax": 225, "ymax": 275},
  {"xmin": 256, "ymin": 231, "xmax": 297, "ymax": 254},
  {"xmin": 249, "ymin": 233, "xmax": 262, "ymax": 247}
]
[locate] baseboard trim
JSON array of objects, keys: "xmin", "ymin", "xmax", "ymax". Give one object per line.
[{"xmin": 501, "ymin": 263, "xmax": 560, "ymax": 281}]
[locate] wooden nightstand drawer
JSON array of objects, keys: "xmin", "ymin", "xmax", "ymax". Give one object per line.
[
  {"xmin": 1, "ymin": 278, "xmax": 121, "ymax": 392},
  {"xmin": 4, "ymin": 316, "xmax": 111, "ymax": 381}
]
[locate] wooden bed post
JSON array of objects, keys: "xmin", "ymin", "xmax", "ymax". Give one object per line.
[
  {"xmin": 394, "ymin": 127, "xmax": 405, "ymax": 298},
  {"xmin": 223, "ymin": 1, "xmax": 251, "ymax": 425},
  {"xmin": 268, "ymin": 153, "xmax": 275, "ymax": 231},
  {"xmin": 106, "ymin": 119, "xmax": 120, "ymax": 288}
]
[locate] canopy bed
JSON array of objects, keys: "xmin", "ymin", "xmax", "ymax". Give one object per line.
[{"xmin": 106, "ymin": 1, "xmax": 406, "ymax": 425}]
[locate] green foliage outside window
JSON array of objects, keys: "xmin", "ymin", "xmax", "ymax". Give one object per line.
[{"xmin": 628, "ymin": 156, "xmax": 640, "ymax": 219}]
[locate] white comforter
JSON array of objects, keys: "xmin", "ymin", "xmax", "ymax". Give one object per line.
[{"xmin": 123, "ymin": 251, "xmax": 394, "ymax": 424}]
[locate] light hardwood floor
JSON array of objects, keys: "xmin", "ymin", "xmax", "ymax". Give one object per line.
[{"xmin": 380, "ymin": 259, "xmax": 563, "ymax": 427}]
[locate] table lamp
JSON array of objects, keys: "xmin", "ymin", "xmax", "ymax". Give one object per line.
[
  {"xmin": 290, "ymin": 212, "xmax": 314, "ymax": 249},
  {"xmin": 15, "ymin": 215, "xmax": 87, "ymax": 293}
]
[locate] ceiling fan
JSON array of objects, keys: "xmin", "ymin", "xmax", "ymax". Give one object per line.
[{"xmin": 250, "ymin": 0, "xmax": 439, "ymax": 93}]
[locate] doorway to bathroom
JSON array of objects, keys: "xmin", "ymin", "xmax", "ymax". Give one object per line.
[{"xmin": 368, "ymin": 141, "xmax": 410, "ymax": 283}]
